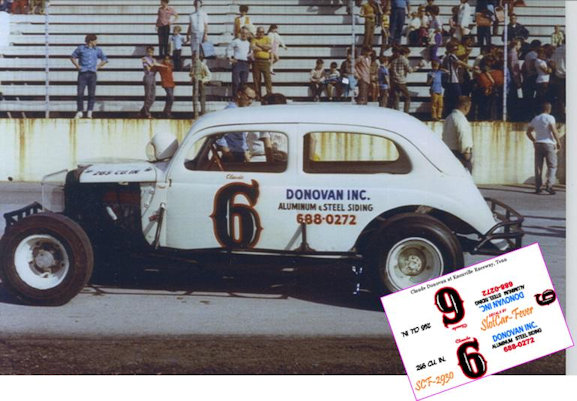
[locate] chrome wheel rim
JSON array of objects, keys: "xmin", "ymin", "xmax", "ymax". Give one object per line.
[
  {"xmin": 14, "ymin": 234, "xmax": 70, "ymax": 290},
  {"xmin": 384, "ymin": 237, "xmax": 444, "ymax": 291}
]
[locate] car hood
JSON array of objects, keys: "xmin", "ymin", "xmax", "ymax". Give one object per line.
[{"xmin": 78, "ymin": 160, "xmax": 166, "ymax": 183}]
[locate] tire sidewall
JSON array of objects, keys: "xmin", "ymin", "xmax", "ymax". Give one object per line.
[{"xmin": 0, "ymin": 213, "xmax": 93, "ymax": 305}]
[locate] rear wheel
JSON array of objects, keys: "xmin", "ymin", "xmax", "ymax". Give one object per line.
[
  {"xmin": 0, "ymin": 213, "xmax": 94, "ymax": 305},
  {"xmin": 366, "ymin": 213, "xmax": 463, "ymax": 294}
]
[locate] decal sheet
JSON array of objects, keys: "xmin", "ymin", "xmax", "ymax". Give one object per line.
[{"xmin": 381, "ymin": 243, "xmax": 573, "ymax": 400}]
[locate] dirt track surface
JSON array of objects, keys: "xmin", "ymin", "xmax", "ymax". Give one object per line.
[{"xmin": 0, "ymin": 336, "xmax": 563, "ymax": 375}]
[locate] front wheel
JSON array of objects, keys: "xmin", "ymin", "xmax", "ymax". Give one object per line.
[
  {"xmin": 366, "ymin": 213, "xmax": 464, "ymax": 294},
  {"xmin": 0, "ymin": 213, "xmax": 94, "ymax": 305}
]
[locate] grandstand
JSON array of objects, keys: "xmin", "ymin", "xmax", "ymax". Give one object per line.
[{"xmin": 0, "ymin": 0, "xmax": 566, "ymax": 119}]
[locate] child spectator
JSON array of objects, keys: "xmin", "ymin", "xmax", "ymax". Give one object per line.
[
  {"xmin": 325, "ymin": 62, "xmax": 341, "ymax": 101},
  {"xmin": 141, "ymin": 46, "xmax": 164, "ymax": 118},
  {"xmin": 379, "ymin": 7, "xmax": 390, "ymax": 56},
  {"xmin": 340, "ymin": 48, "xmax": 357, "ymax": 100},
  {"xmin": 190, "ymin": 54, "xmax": 212, "ymax": 117},
  {"xmin": 234, "ymin": 5, "xmax": 255, "ymax": 38},
  {"xmin": 427, "ymin": 5, "xmax": 443, "ymax": 62},
  {"xmin": 170, "ymin": 25, "xmax": 184, "ymax": 71},
  {"xmin": 158, "ymin": 56, "xmax": 175, "ymax": 118},
  {"xmin": 427, "ymin": 60, "xmax": 444, "ymax": 120},
  {"xmin": 390, "ymin": 46, "xmax": 422, "ymax": 113},
  {"xmin": 310, "ymin": 58, "xmax": 325, "ymax": 102},
  {"xmin": 156, "ymin": 0, "xmax": 178, "ymax": 59},
  {"xmin": 377, "ymin": 55, "xmax": 390, "ymax": 108},
  {"xmin": 551, "ymin": 26, "xmax": 564, "ymax": 47},
  {"xmin": 267, "ymin": 24, "xmax": 287, "ymax": 75}
]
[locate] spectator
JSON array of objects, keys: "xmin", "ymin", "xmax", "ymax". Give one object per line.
[
  {"xmin": 187, "ymin": 0, "xmax": 208, "ymax": 60},
  {"xmin": 427, "ymin": 60, "xmax": 445, "ymax": 120},
  {"xmin": 325, "ymin": 62, "xmax": 341, "ymax": 101},
  {"xmin": 251, "ymin": 26, "xmax": 273, "ymax": 101},
  {"xmin": 551, "ymin": 25, "xmax": 564, "ymax": 47},
  {"xmin": 170, "ymin": 25, "xmax": 184, "ymax": 71},
  {"xmin": 525, "ymin": 102, "xmax": 561, "ymax": 195},
  {"xmin": 267, "ymin": 24, "xmax": 287, "ymax": 75},
  {"xmin": 360, "ymin": 0, "xmax": 378, "ymax": 48},
  {"xmin": 70, "ymin": 34, "xmax": 108, "ymax": 119},
  {"xmin": 390, "ymin": 0, "xmax": 411, "ymax": 46},
  {"xmin": 378, "ymin": 55, "xmax": 390, "ymax": 107},
  {"xmin": 355, "ymin": 47, "xmax": 372, "ymax": 105},
  {"xmin": 30, "ymin": 0, "xmax": 43, "ymax": 14},
  {"xmin": 234, "ymin": 5, "xmax": 255, "ymax": 38},
  {"xmin": 227, "ymin": 26, "xmax": 251, "ymax": 98},
  {"xmin": 340, "ymin": 48, "xmax": 358, "ymax": 100},
  {"xmin": 310, "ymin": 58, "xmax": 325, "ymax": 102},
  {"xmin": 549, "ymin": 40, "xmax": 565, "ymax": 122},
  {"xmin": 390, "ymin": 46, "xmax": 418, "ymax": 113},
  {"xmin": 0, "ymin": 0, "xmax": 12, "ymax": 12},
  {"xmin": 475, "ymin": 0, "xmax": 492, "ymax": 47},
  {"xmin": 504, "ymin": 13, "xmax": 528, "ymax": 42},
  {"xmin": 261, "ymin": 93, "xmax": 287, "ymax": 105},
  {"xmin": 448, "ymin": 6, "xmax": 459, "ymax": 37},
  {"xmin": 534, "ymin": 48, "xmax": 551, "ymax": 110},
  {"xmin": 442, "ymin": 96, "xmax": 473, "ymax": 172},
  {"xmin": 379, "ymin": 5, "xmax": 390, "ymax": 56},
  {"xmin": 427, "ymin": 5, "xmax": 442, "ymax": 62},
  {"xmin": 506, "ymin": 39, "xmax": 522, "ymax": 121},
  {"xmin": 406, "ymin": 11, "xmax": 421, "ymax": 45},
  {"xmin": 455, "ymin": 0, "xmax": 472, "ymax": 41},
  {"xmin": 369, "ymin": 52, "xmax": 380, "ymax": 102},
  {"xmin": 475, "ymin": 54, "xmax": 498, "ymax": 120},
  {"xmin": 140, "ymin": 46, "xmax": 163, "ymax": 119},
  {"xmin": 158, "ymin": 56, "xmax": 175, "ymax": 118},
  {"xmin": 190, "ymin": 54, "xmax": 212, "ymax": 117},
  {"xmin": 216, "ymin": 84, "xmax": 256, "ymax": 162},
  {"xmin": 156, "ymin": 0, "xmax": 178, "ymax": 59},
  {"xmin": 10, "ymin": 0, "xmax": 26, "ymax": 14},
  {"xmin": 441, "ymin": 40, "xmax": 470, "ymax": 116},
  {"xmin": 521, "ymin": 40, "xmax": 541, "ymax": 119}
]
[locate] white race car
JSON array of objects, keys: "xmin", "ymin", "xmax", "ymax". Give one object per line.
[{"xmin": 0, "ymin": 105, "xmax": 524, "ymax": 305}]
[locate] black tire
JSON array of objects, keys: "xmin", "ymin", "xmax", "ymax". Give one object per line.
[
  {"xmin": 0, "ymin": 212, "xmax": 94, "ymax": 306},
  {"xmin": 365, "ymin": 213, "xmax": 463, "ymax": 294}
]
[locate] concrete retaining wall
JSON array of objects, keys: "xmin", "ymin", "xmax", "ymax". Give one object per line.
[{"xmin": 0, "ymin": 118, "xmax": 566, "ymax": 185}]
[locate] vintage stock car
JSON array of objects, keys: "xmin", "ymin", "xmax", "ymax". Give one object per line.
[{"xmin": 0, "ymin": 105, "xmax": 524, "ymax": 305}]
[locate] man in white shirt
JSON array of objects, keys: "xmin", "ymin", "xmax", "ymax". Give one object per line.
[
  {"xmin": 226, "ymin": 27, "xmax": 251, "ymax": 98},
  {"xmin": 456, "ymin": 0, "xmax": 471, "ymax": 41},
  {"xmin": 526, "ymin": 102, "xmax": 562, "ymax": 195},
  {"xmin": 442, "ymin": 96, "xmax": 473, "ymax": 172},
  {"xmin": 187, "ymin": 0, "xmax": 208, "ymax": 60}
]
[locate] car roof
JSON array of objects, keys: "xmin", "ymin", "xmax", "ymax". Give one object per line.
[
  {"xmin": 189, "ymin": 104, "xmax": 460, "ymax": 174},
  {"xmin": 193, "ymin": 104, "xmax": 425, "ymax": 135}
]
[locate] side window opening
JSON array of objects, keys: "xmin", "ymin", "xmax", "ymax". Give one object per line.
[
  {"xmin": 185, "ymin": 131, "xmax": 288, "ymax": 173},
  {"xmin": 303, "ymin": 132, "xmax": 411, "ymax": 174}
]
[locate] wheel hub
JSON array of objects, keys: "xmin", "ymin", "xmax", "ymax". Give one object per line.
[
  {"xmin": 14, "ymin": 234, "xmax": 70, "ymax": 290},
  {"xmin": 398, "ymin": 250, "xmax": 426, "ymax": 276},
  {"xmin": 383, "ymin": 237, "xmax": 445, "ymax": 291}
]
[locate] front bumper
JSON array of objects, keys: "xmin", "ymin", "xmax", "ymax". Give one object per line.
[{"xmin": 469, "ymin": 197, "xmax": 524, "ymax": 255}]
